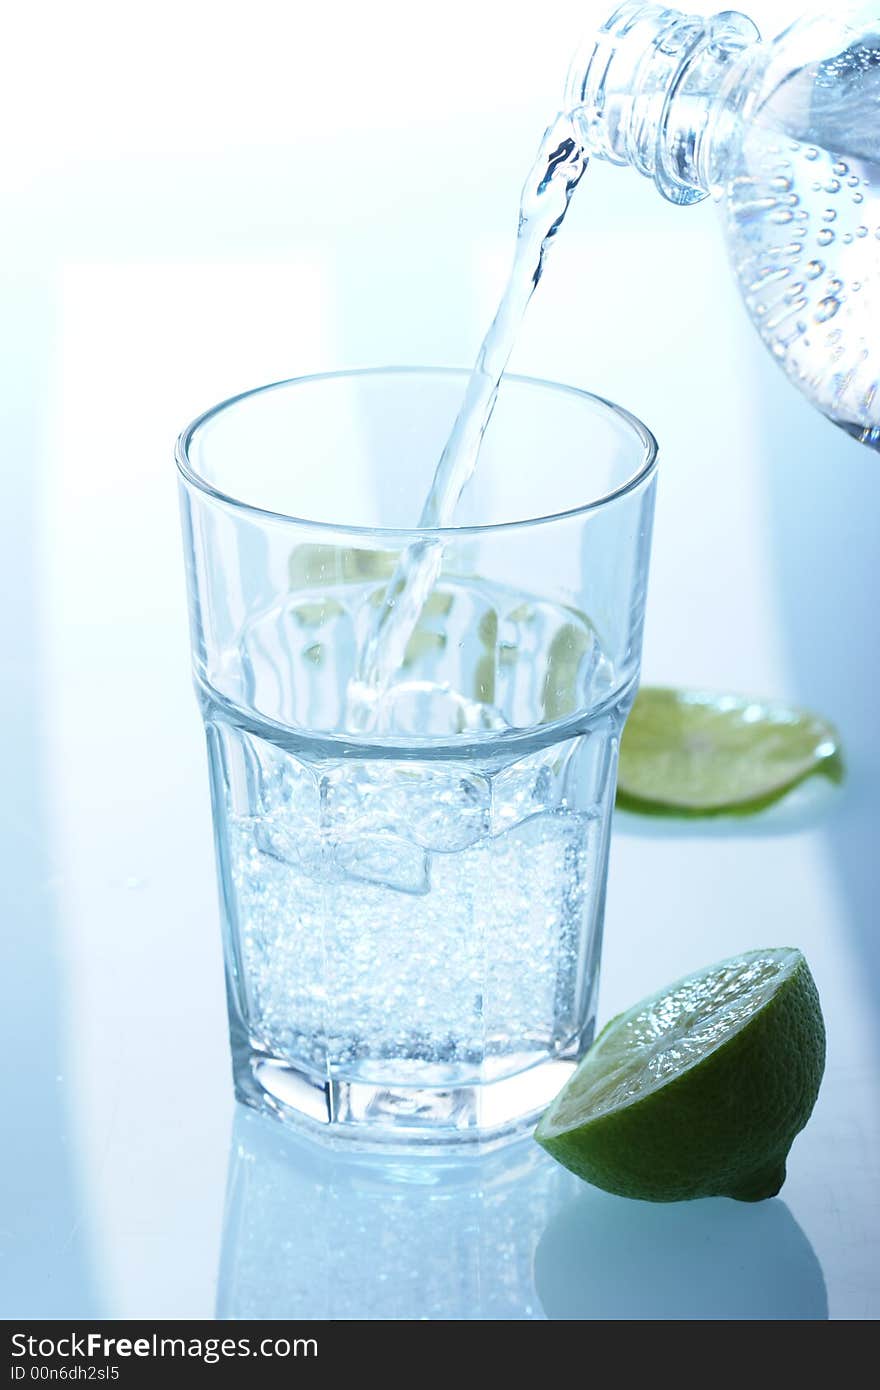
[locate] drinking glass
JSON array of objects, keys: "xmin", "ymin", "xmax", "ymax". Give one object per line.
[{"xmin": 176, "ymin": 367, "xmax": 657, "ymax": 1147}]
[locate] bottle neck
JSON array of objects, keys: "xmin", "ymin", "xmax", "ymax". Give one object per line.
[{"xmin": 565, "ymin": 3, "xmax": 762, "ymax": 205}]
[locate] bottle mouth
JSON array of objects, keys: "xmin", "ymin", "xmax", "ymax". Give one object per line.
[{"xmin": 564, "ymin": 4, "xmax": 761, "ymax": 206}]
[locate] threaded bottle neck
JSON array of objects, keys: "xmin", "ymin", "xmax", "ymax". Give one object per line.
[{"xmin": 565, "ymin": 3, "xmax": 761, "ymax": 205}]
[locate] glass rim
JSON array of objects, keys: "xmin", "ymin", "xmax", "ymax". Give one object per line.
[{"xmin": 175, "ymin": 365, "xmax": 659, "ymax": 538}]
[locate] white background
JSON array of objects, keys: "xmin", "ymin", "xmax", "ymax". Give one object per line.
[{"xmin": 1, "ymin": 0, "xmax": 878, "ymax": 1319}]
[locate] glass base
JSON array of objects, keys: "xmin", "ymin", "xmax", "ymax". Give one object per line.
[{"xmin": 232, "ymin": 1044, "xmax": 580, "ymax": 1153}]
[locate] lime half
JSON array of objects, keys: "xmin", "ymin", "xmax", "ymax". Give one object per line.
[
  {"xmin": 617, "ymin": 687, "xmax": 842, "ymax": 815},
  {"xmin": 536, "ymin": 948, "xmax": 825, "ymax": 1202}
]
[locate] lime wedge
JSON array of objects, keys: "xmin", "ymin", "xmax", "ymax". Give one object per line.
[
  {"xmin": 536, "ymin": 948, "xmax": 825, "ymax": 1202},
  {"xmin": 617, "ymin": 687, "xmax": 842, "ymax": 815}
]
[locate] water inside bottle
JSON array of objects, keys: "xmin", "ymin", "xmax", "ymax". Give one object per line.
[{"xmin": 725, "ymin": 45, "xmax": 880, "ymax": 444}]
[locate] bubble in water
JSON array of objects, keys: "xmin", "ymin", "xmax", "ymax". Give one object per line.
[
  {"xmin": 822, "ymin": 208, "xmax": 837, "ymax": 222},
  {"xmin": 817, "ymin": 228, "xmax": 835, "ymax": 246},
  {"xmin": 825, "ymin": 178, "xmax": 841, "ymax": 194},
  {"xmin": 811, "ymin": 180, "xmax": 822, "ymax": 193},
  {"xmin": 771, "ymin": 175, "xmax": 792, "ymax": 193},
  {"xmin": 833, "ymin": 160, "xmax": 848, "ymax": 176},
  {"xmin": 852, "ymin": 282, "xmax": 862, "ymax": 293},
  {"xmin": 815, "ymin": 297, "xmax": 841, "ymax": 323},
  {"xmin": 770, "ymin": 209, "xmax": 794, "ymax": 224},
  {"xmin": 805, "ymin": 260, "xmax": 824, "ymax": 279},
  {"xmin": 853, "ymin": 191, "xmax": 864, "ymax": 204},
  {"xmin": 805, "ymin": 147, "xmax": 819, "ymax": 161},
  {"xmin": 785, "ymin": 282, "xmax": 805, "ymax": 301},
  {"xmin": 856, "ymin": 225, "xmax": 868, "ymax": 237},
  {"xmin": 847, "ymin": 174, "xmax": 860, "ymax": 187},
  {"xmin": 842, "ymin": 233, "xmax": 854, "ymax": 244},
  {"xmin": 827, "ymin": 278, "xmax": 843, "ymax": 293}
]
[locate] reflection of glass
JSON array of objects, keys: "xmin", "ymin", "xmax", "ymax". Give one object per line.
[
  {"xmin": 216, "ymin": 1106, "xmax": 579, "ymax": 1320},
  {"xmin": 536, "ymin": 1187, "xmax": 827, "ymax": 1321},
  {"xmin": 217, "ymin": 1107, "xmax": 828, "ymax": 1320},
  {"xmin": 177, "ymin": 369, "xmax": 657, "ymax": 1145}
]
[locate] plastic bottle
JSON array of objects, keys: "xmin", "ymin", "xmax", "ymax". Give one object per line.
[{"xmin": 566, "ymin": 3, "xmax": 880, "ymax": 448}]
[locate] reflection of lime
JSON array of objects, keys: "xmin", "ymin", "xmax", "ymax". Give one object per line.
[
  {"xmin": 534, "ymin": 1187, "xmax": 828, "ymax": 1320},
  {"xmin": 541, "ymin": 622, "xmax": 593, "ymax": 723},
  {"xmin": 617, "ymin": 687, "xmax": 842, "ymax": 815},
  {"xmin": 536, "ymin": 948, "xmax": 825, "ymax": 1202},
  {"xmin": 289, "ymin": 543, "xmax": 395, "ymax": 589}
]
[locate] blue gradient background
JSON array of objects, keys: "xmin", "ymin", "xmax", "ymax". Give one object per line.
[{"xmin": 1, "ymin": 0, "xmax": 877, "ymax": 1318}]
